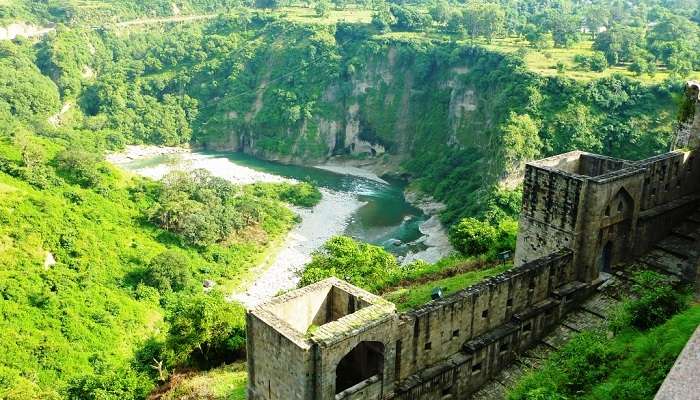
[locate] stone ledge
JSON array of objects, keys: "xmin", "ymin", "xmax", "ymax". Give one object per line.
[{"xmin": 655, "ymin": 325, "xmax": 700, "ymax": 400}]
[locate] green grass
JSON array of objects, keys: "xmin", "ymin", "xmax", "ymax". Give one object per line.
[
  {"xmin": 384, "ymin": 262, "xmax": 512, "ymax": 311},
  {"xmin": 508, "ymin": 304, "xmax": 700, "ymax": 399},
  {"xmin": 161, "ymin": 362, "xmax": 247, "ymax": 400},
  {"xmin": 479, "ymin": 37, "xmax": 700, "ymax": 84},
  {"xmin": 0, "ymin": 135, "xmax": 294, "ymax": 397},
  {"xmin": 277, "ymin": 6, "xmax": 372, "ymax": 25}
]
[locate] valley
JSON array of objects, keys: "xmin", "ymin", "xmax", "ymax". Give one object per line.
[{"xmin": 0, "ymin": 0, "xmax": 699, "ymax": 399}]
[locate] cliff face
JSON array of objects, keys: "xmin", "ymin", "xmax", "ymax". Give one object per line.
[
  {"xmin": 183, "ymin": 23, "xmax": 675, "ymax": 223},
  {"xmin": 195, "ymin": 35, "xmax": 527, "ymax": 176}
]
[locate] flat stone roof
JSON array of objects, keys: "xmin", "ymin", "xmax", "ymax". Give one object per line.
[{"xmin": 655, "ymin": 324, "xmax": 700, "ymax": 400}]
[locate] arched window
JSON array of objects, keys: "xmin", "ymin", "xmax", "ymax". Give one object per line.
[{"xmin": 335, "ymin": 341, "xmax": 384, "ymax": 393}]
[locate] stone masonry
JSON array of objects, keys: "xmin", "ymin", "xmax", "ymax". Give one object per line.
[{"xmin": 246, "ymin": 82, "xmax": 700, "ymax": 399}]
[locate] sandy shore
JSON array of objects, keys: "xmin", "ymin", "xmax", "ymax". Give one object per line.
[
  {"xmin": 108, "ymin": 145, "xmax": 288, "ymax": 184},
  {"xmin": 231, "ymin": 189, "xmax": 364, "ymax": 307}
]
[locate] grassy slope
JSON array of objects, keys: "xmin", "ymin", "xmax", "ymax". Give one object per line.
[
  {"xmin": 0, "ymin": 136, "xmax": 294, "ymax": 397},
  {"xmin": 508, "ymin": 304, "xmax": 700, "ymax": 399},
  {"xmin": 384, "ymin": 262, "xmax": 512, "ymax": 311},
  {"xmin": 159, "ymin": 362, "xmax": 247, "ymax": 400}
]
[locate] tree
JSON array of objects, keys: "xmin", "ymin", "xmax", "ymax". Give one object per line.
[
  {"xmin": 299, "ymin": 236, "xmax": 399, "ymax": 292},
  {"xmin": 56, "ymin": 148, "xmax": 103, "ymax": 188},
  {"xmin": 165, "ymin": 291, "xmax": 247, "ymax": 367},
  {"xmin": 463, "ymin": 2, "xmax": 506, "ymax": 41},
  {"xmin": 389, "ymin": 4, "xmax": 430, "ymax": 32},
  {"xmin": 501, "ymin": 113, "xmax": 541, "ymax": 174},
  {"xmin": 449, "ymin": 218, "xmax": 498, "ymax": 256},
  {"xmin": 582, "ymin": 4, "xmax": 610, "ymax": 39},
  {"xmin": 371, "ymin": 1, "xmax": 396, "ymax": 32},
  {"xmin": 428, "ymin": 0, "xmax": 451, "ymax": 25},
  {"xmin": 547, "ymin": 11, "xmax": 581, "ymax": 48},
  {"xmin": 315, "ymin": 0, "xmax": 330, "ymax": 17},
  {"xmin": 254, "ymin": 0, "xmax": 279, "ymax": 9},
  {"xmin": 594, "ymin": 25, "xmax": 645, "ymax": 65},
  {"xmin": 332, "ymin": 0, "xmax": 346, "ymax": 11},
  {"xmin": 143, "ymin": 250, "xmax": 193, "ymax": 294}
]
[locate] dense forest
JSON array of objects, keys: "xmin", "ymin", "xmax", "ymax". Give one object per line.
[{"xmin": 1, "ymin": 0, "xmax": 699, "ymax": 399}]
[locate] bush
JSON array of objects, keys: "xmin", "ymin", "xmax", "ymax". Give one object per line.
[
  {"xmin": 55, "ymin": 148, "xmax": 103, "ymax": 188},
  {"xmin": 165, "ymin": 291, "xmax": 247, "ymax": 368},
  {"xmin": 279, "ymin": 182, "xmax": 322, "ymax": 207},
  {"xmin": 298, "ymin": 236, "xmax": 399, "ymax": 292},
  {"xmin": 143, "ymin": 250, "xmax": 193, "ymax": 294},
  {"xmin": 449, "ymin": 218, "xmax": 498, "ymax": 256},
  {"xmin": 617, "ymin": 271, "xmax": 689, "ymax": 331}
]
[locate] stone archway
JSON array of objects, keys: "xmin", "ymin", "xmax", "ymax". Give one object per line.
[{"xmin": 335, "ymin": 341, "xmax": 385, "ymax": 394}]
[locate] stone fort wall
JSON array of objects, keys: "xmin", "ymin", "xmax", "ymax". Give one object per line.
[{"xmin": 246, "ymin": 82, "xmax": 700, "ymax": 400}]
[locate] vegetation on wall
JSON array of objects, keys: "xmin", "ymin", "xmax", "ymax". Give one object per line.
[{"xmin": 508, "ymin": 272, "xmax": 693, "ymax": 400}]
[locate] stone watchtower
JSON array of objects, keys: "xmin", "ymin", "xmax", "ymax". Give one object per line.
[
  {"xmin": 515, "ymin": 81, "xmax": 700, "ymax": 283},
  {"xmin": 677, "ymin": 81, "xmax": 700, "ymax": 149},
  {"xmin": 246, "ymin": 278, "xmax": 398, "ymax": 400}
]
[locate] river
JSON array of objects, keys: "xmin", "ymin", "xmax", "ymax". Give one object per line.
[{"xmin": 109, "ymin": 146, "xmax": 451, "ymax": 306}]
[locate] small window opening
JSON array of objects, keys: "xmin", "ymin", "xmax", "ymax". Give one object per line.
[
  {"xmin": 523, "ymin": 322, "xmax": 532, "ymax": 333},
  {"xmin": 506, "ymin": 298, "xmax": 513, "ymax": 307},
  {"xmin": 528, "ymin": 280, "xmax": 535, "ymax": 290},
  {"xmin": 472, "ymin": 362, "xmax": 482, "ymax": 375},
  {"xmin": 424, "ymin": 342, "xmax": 432, "ymax": 350},
  {"xmin": 452, "ymin": 329, "xmax": 460, "ymax": 338},
  {"xmin": 651, "ymin": 188, "xmax": 657, "ymax": 196},
  {"xmin": 482, "ymin": 309, "xmax": 489, "ymax": 318},
  {"xmin": 604, "ymin": 205, "xmax": 610, "ymax": 216},
  {"xmin": 500, "ymin": 342, "xmax": 510, "ymax": 354}
]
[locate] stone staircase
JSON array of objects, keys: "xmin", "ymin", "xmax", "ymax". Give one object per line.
[{"xmin": 471, "ymin": 208, "xmax": 700, "ymax": 399}]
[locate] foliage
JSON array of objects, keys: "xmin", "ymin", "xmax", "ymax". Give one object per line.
[
  {"xmin": 142, "ymin": 250, "xmax": 193, "ymax": 294},
  {"xmin": 384, "ymin": 261, "xmax": 511, "ymax": 311},
  {"xmin": 298, "ymin": 236, "xmax": 399, "ymax": 292},
  {"xmin": 248, "ymin": 181, "xmax": 322, "ymax": 208},
  {"xmin": 508, "ymin": 305, "xmax": 700, "ymax": 400},
  {"xmin": 147, "ymin": 169, "xmax": 295, "ymax": 246},
  {"xmin": 449, "ymin": 218, "xmax": 498, "ymax": 256},
  {"xmin": 164, "ymin": 291, "xmax": 247, "ymax": 368},
  {"xmin": 611, "ymin": 271, "xmax": 690, "ymax": 331}
]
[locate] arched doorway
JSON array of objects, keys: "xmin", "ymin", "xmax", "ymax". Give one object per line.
[
  {"xmin": 335, "ymin": 341, "xmax": 384, "ymax": 393},
  {"xmin": 598, "ymin": 241, "xmax": 613, "ymax": 273}
]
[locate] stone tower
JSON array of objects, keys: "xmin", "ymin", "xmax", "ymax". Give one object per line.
[
  {"xmin": 677, "ymin": 81, "xmax": 700, "ymax": 149},
  {"xmin": 246, "ymin": 278, "xmax": 398, "ymax": 400}
]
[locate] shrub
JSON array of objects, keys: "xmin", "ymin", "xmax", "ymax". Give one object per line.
[
  {"xmin": 55, "ymin": 148, "xmax": 103, "ymax": 188},
  {"xmin": 279, "ymin": 182, "xmax": 322, "ymax": 207},
  {"xmin": 165, "ymin": 291, "xmax": 247, "ymax": 368},
  {"xmin": 298, "ymin": 236, "xmax": 399, "ymax": 292},
  {"xmin": 449, "ymin": 218, "xmax": 498, "ymax": 256},
  {"xmin": 621, "ymin": 271, "xmax": 689, "ymax": 331},
  {"xmin": 143, "ymin": 250, "xmax": 193, "ymax": 294}
]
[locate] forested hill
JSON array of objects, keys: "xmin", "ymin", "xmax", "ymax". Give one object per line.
[
  {"xmin": 0, "ymin": 2, "xmax": 698, "ymax": 398},
  {"xmin": 2, "ymin": 1, "xmax": 698, "ymax": 227}
]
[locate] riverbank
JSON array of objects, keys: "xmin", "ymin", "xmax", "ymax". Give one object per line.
[
  {"xmin": 107, "ymin": 145, "xmax": 288, "ymax": 184},
  {"xmin": 231, "ymin": 189, "xmax": 364, "ymax": 307},
  {"xmin": 401, "ymin": 189, "xmax": 455, "ymax": 264}
]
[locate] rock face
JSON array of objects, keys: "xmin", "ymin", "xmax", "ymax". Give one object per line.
[{"xmin": 198, "ymin": 45, "xmax": 504, "ymax": 171}]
